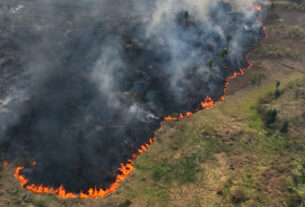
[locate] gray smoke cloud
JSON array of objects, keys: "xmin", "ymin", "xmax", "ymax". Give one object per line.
[{"xmin": 0, "ymin": 0, "xmax": 266, "ymax": 194}]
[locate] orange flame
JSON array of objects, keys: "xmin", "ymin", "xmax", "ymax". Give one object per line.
[
  {"xmin": 164, "ymin": 115, "xmax": 178, "ymax": 121},
  {"xmin": 247, "ymin": 3, "xmax": 261, "ymax": 11},
  {"xmin": 4, "ymin": 161, "xmax": 10, "ymax": 166},
  {"xmin": 164, "ymin": 112, "xmax": 193, "ymax": 121},
  {"xmin": 201, "ymin": 96, "xmax": 215, "ymax": 109},
  {"xmin": 15, "ymin": 138, "xmax": 156, "ymax": 199},
  {"xmin": 14, "ymin": 22, "xmax": 268, "ymax": 200}
]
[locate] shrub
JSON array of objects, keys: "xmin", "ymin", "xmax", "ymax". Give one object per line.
[
  {"xmin": 251, "ymin": 71, "xmax": 265, "ymax": 86},
  {"xmin": 207, "ymin": 60, "xmax": 214, "ymax": 69},
  {"xmin": 152, "ymin": 164, "xmax": 165, "ymax": 181},
  {"xmin": 280, "ymin": 120, "xmax": 289, "ymax": 133},
  {"xmin": 288, "ymin": 26, "xmax": 304, "ymax": 38},
  {"xmin": 226, "ymin": 35, "xmax": 232, "ymax": 42},
  {"xmin": 276, "ymin": 80, "xmax": 281, "ymax": 88},
  {"xmin": 264, "ymin": 109, "xmax": 278, "ymax": 127},
  {"xmin": 292, "ymin": 159, "xmax": 305, "ymax": 186},
  {"xmin": 285, "ymin": 48, "xmax": 301, "ymax": 59},
  {"xmin": 31, "ymin": 200, "xmax": 47, "ymax": 207},
  {"xmin": 230, "ymin": 189, "xmax": 249, "ymax": 203},
  {"xmin": 295, "ymin": 88, "xmax": 301, "ymax": 98},
  {"xmin": 271, "ymin": 2, "xmax": 276, "ymax": 10},
  {"xmin": 219, "ymin": 48, "xmax": 230, "ymax": 57},
  {"xmin": 275, "ymin": 80, "xmax": 281, "ymax": 98},
  {"xmin": 119, "ymin": 200, "xmax": 132, "ymax": 207},
  {"xmin": 258, "ymin": 44, "xmax": 300, "ymax": 59}
]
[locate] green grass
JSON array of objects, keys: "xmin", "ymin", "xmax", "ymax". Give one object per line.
[
  {"xmin": 257, "ymin": 44, "xmax": 301, "ymax": 59},
  {"xmin": 168, "ymin": 154, "xmax": 202, "ymax": 184},
  {"xmin": 32, "ymin": 200, "xmax": 47, "ymax": 207}
]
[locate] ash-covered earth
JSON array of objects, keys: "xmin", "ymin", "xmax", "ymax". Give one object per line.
[{"xmin": 0, "ymin": 0, "xmax": 265, "ymax": 194}]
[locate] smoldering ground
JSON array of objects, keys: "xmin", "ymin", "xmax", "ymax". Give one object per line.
[{"xmin": 0, "ymin": 0, "xmax": 265, "ymax": 193}]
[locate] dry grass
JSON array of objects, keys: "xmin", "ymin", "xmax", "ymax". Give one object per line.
[{"xmin": 1, "ymin": 1, "xmax": 305, "ymax": 206}]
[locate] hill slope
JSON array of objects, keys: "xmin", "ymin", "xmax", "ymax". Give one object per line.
[{"xmin": 1, "ymin": 1, "xmax": 305, "ymax": 206}]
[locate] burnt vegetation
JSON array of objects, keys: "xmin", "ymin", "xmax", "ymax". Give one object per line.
[
  {"xmin": 0, "ymin": 1, "xmax": 305, "ymax": 206},
  {"xmin": 0, "ymin": 0, "xmax": 265, "ymax": 195}
]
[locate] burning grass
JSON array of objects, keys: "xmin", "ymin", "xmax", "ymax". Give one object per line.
[
  {"xmin": 1, "ymin": 1, "xmax": 305, "ymax": 206},
  {"xmin": 3, "ymin": 53, "xmax": 305, "ymax": 207}
]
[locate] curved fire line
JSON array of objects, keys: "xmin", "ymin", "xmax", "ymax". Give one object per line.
[{"xmin": 12, "ymin": 4, "xmax": 268, "ymax": 200}]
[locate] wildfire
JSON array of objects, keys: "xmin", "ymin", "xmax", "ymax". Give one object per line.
[
  {"xmin": 164, "ymin": 112, "xmax": 193, "ymax": 121},
  {"xmin": 15, "ymin": 137, "xmax": 156, "ymax": 199},
  {"xmin": 246, "ymin": 3, "xmax": 261, "ymax": 11},
  {"xmin": 13, "ymin": 8, "xmax": 268, "ymax": 200},
  {"xmin": 201, "ymin": 96, "xmax": 215, "ymax": 109}
]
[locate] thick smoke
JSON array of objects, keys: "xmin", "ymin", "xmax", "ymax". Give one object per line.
[{"xmin": 0, "ymin": 0, "xmax": 265, "ymax": 193}]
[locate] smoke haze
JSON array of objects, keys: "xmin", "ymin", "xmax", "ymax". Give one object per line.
[{"xmin": 0, "ymin": 0, "xmax": 265, "ymax": 193}]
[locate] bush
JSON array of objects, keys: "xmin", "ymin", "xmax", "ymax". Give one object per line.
[
  {"xmin": 295, "ymin": 88, "xmax": 301, "ymax": 98},
  {"xmin": 285, "ymin": 48, "xmax": 301, "ymax": 59},
  {"xmin": 271, "ymin": 3, "xmax": 276, "ymax": 10},
  {"xmin": 275, "ymin": 80, "xmax": 281, "ymax": 98},
  {"xmin": 264, "ymin": 109, "xmax": 278, "ymax": 127},
  {"xmin": 230, "ymin": 189, "xmax": 249, "ymax": 203},
  {"xmin": 288, "ymin": 26, "xmax": 304, "ymax": 38},
  {"xmin": 152, "ymin": 164, "xmax": 165, "ymax": 181},
  {"xmin": 169, "ymin": 155, "xmax": 201, "ymax": 184},
  {"xmin": 282, "ymin": 3, "xmax": 305, "ymax": 11},
  {"xmin": 292, "ymin": 159, "xmax": 305, "ymax": 186},
  {"xmin": 119, "ymin": 200, "xmax": 132, "ymax": 207},
  {"xmin": 219, "ymin": 48, "xmax": 230, "ymax": 57},
  {"xmin": 258, "ymin": 44, "xmax": 300, "ymax": 59},
  {"xmin": 280, "ymin": 120, "xmax": 289, "ymax": 133},
  {"xmin": 226, "ymin": 35, "xmax": 232, "ymax": 42},
  {"xmin": 251, "ymin": 71, "xmax": 265, "ymax": 86},
  {"xmin": 207, "ymin": 60, "xmax": 214, "ymax": 69}
]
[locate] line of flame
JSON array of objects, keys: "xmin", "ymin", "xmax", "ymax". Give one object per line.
[
  {"xmin": 13, "ymin": 7, "xmax": 268, "ymax": 199},
  {"xmin": 15, "ymin": 138, "xmax": 155, "ymax": 199},
  {"xmin": 249, "ymin": 3, "xmax": 262, "ymax": 11}
]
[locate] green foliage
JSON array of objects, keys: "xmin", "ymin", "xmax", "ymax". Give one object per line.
[
  {"xmin": 32, "ymin": 200, "xmax": 47, "ymax": 207},
  {"xmin": 207, "ymin": 60, "xmax": 214, "ymax": 69},
  {"xmin": 169, "ymin": 155, "xmax": 201, "ymax": 184},
  {"xmin": 282, "ymin": 3, "xmax": 305, "ymax": 11},
  {"xmin": 275, "ymin": 80, "xmax": 281, "ymax": 98},
  {"xmin": 288, "ymin": 26, "xmax": 304, "ymax": 39},
  {"xmin": 274, "ymin": 89, "xmax": 281, "ymax": 98},
  {"xmin": 251, "ymin": 71, "xmax": 265, "ymax": 86},
  {"xmin": 258, "ymin": 45, "xmax": 300, "ymax": 59},
  {"xmin": 226, "ymin": 35, "xmax": 232, "ymax": 42},
  {"xmin": 295, "ymin": 87, "xmax": 301, "ymax": 98},
  {"xmin": 219, "ymin": 48, "xmax": 230, "ymax": 57},
  {"xmin": 264, "ymin": 109, "xmax": 278, "ymax": 128},
  {"xmin": 152, "ymin": 164, "xmax": 165, "ymax": 181},
  {"xmin": 271, "ymin": 2, "xmax": 276, "ymax": 11},
  {"xmin": 197, "ymin": 137, "xmax": 223, "ymax": 162},
  {"xmin": 280, "ymin": 120, "xmax": 289, "ymax": 133},
  {"xmin": 287, "ymin": 194, "xmax": 302, "ymax": 207},
  {"xmin": 221, "ymin": 177, "xmax": 233, "ymax": 196},
  {"xmin": 296, "ymin": 168, "xmax": 305, "ymax": 185},
  {"xmin": 292, "ymin": 159, "xmax": 305, "ymax": 187},
  {"xmin": 149, "ymin": 154, "xmax": 201, "ymax": 184},
  {"xmin": 276, "ymin": 80, "xmax": 281, "ymax": 88},
  {"xmin": 285, "ymin": 48, "xmax": 301, "ymax": 59}
]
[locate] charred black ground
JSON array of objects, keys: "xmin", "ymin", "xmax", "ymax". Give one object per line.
[{"xmin": 0, "ymin": 0, "xmax": 265, "ymax": 193}]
